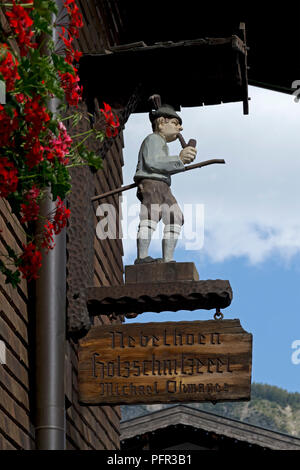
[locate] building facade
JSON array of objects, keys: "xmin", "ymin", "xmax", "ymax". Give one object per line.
[{"xmin": 1, "ymin": 0, "xmax": 297, "ymax": 451}]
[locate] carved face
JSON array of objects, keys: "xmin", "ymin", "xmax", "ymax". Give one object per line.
[{"xmin": 158, "ymin": 117, "xmax": 183, "ymax": 143}]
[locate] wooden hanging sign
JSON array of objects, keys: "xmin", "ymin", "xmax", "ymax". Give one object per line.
[{"xmin": 78, "ymin": 320, "xmax": 252, "ymax": 405}]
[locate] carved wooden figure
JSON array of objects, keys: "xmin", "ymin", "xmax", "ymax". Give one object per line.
[{"xmin": 134, "ymin": 103, "xmax": 197, "ymax": 264}]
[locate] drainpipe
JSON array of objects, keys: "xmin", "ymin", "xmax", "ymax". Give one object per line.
[
  {"xmin": 35, "ymin": 0, "xmax": 66, "ymax": 450},
  {"xmin": 35, "ymin": 190, "xmax": 66, "ymax": 450}
]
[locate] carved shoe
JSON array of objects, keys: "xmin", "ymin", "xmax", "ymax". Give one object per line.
[{"xmin": 134, "ymin": 256, "xmax": 155, "ymax": 265}]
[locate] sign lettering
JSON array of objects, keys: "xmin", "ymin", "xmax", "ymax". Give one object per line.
[{"xmin": 78, "ymin": 320, "xmax": 252, "ymax": 405}]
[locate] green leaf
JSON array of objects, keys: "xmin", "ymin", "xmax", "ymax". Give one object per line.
[
  {"xmin": 95, "ymin": 131, "xmax": 105, "ymax": 142},
  {"xmin": 72, "ymin": 112, "xmax": 83, "ymax": 127},
  {"xmin": 6, "ymin": 246, "xmax": 18, "ymax": 261},
  {"xmin": 52, "ymin": 54, "xmax": 74, "ymax": 74},
  {"xmin": 48, "ymin": 119, "xmax": 60, "ymax": 136},
  {"xmin": 4, "ymin": 103, "xmax": 16, "ymax": 119},
  {"xmin": 5, "ymin": 270, "xmax": 21, "ymax": 288},
  {"xmin": 82, "ymin": 150, "xmax": 103, "ymax": 171},
  {"xmin": 0, "ymin": 261, "xmax": 20, "ymax": 288},
  {"xmin": 50, "ymin": 162, "xmax": 71, "ymax": 200},
  {"xmin": 34, "ymin": 17, "xmax": 53, "ymax": 35},
  {"xmin": 51, "ymin": 182, "xmax": 72, "ymax": 201}
]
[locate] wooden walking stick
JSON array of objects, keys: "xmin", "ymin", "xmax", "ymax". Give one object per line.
[{"xmin": 91, "ymin": 158, "xmax": 225, "ymax": 202}]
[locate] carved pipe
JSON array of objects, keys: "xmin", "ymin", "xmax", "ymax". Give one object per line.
[{"xmin": 177, "ymin": 132, "xmax": 197, "ymax": 149}]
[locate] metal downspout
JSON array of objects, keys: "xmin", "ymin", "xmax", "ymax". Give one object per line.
[
  {"xmin": 35, "ymin": 0, "xmax": 66, "ymax": 450},
  {"xmin": 35, "ymin": 193, "xmax": 66, "ymax": 449}
]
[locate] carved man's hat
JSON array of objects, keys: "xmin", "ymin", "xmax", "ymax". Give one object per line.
[{"xmin": 149, "ymin": 104, "xmax": 182, "ymax": 125}]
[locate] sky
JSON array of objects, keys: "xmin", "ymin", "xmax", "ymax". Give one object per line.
[{"xmin": 117, "ymin": 85, "xmax": 300, "ymax": 393}]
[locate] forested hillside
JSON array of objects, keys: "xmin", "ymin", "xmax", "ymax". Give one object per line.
[{"xmin": 121, "ymin": 383, "xmax": 300, "ymax": 436}]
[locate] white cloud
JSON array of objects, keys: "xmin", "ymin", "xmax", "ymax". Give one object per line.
[{"xmin": 121, "ymin": 86, "xmax": 300, "ymax": 266}]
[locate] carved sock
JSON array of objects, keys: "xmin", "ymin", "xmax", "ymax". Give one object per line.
[
  {"xmin": 162, "ymin": 224, "xmax": 182, "ymax": 262},
  {"xmin": 137, "ymin": 220, "xmax": 157, "ymax": 260}
]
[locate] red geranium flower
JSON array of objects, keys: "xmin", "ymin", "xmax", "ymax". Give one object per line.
[
  {"xmin": 20, "ymin": 185, "xmax": 40, "ymax": 223},
  {"xmin": 59, "ymin": 69, "xmax": 82, "ymax": 106},
  {"xmin": 64, "ymin": 0, "xmax": 83, "ymax": 38},
  {"xmin": 19, "ymin": 242, "xmax": 42, "ymax": 281},
  {"xmin": 100, "ymin": 102, "xmax": 120, "ymax": 138},
  {"xmin": 15, "ymin": 93, "xmax": 26, "ymax": 104},
  {"xmin": 23, "ymin": 96, "xmax": 50, "ymax": 132},
  {"xmin": 41, "ymin": 220, "xmax": 56, "ymax": 253},
  {"xmin": 0, "ymin": 157, "xmax": 18, "ymax": 198},
  {"xmin": 25, "ymin": 137, "xmax": 44, "ymax": 168},
  {"xmin": 45, "ymin": 122, "xmax": 72, "ymax": 165},
  {"xmin": 0, "ymin": 105, "xmax": 19, "ymax": 147},
  {"xmin": 22, "ymin": 96, "xmax": 50, "ymax": 167},
  {"xmin": 5, "ymin": 1, "xmax": 37, "ymax": 56},
  {"xmin": 53, "ymin": 197, "xmax": 70, "ymax": 234},
  {"xmin": 0, "ymin": 43, "xmax": 20, "ymax": 92},
  {"xmin": 58, "ymin": 27, "xmax": 82, "ymax": 65}
]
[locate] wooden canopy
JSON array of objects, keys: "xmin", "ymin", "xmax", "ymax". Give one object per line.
[
  {"xmin": 116, "ymin": 1, "xmax": 300, "ymax": 96},
  {"xmin": 77, "ymin": 1, "xmax": 300, "ymax": 100},
  {"xmin": 79, "ymin": 35, "xmax": 249, "ymax": 115}
]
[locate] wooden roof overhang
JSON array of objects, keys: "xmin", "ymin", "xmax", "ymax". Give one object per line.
[
  {"xmin": 78, "ymin": 2, "xmax": 300, "ymax": 98},
  {"xmin": 79, "ymin": 35, "xmax": 249, "ymax": 116},
  {"xmin": 115, "ymin": 1, "xmax": 300, "ymax": 97}
]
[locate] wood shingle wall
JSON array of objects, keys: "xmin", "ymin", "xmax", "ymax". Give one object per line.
[
  {"xmin": 76, "ymin": 0, "xmax": 123, "ymax": 53},
  {"xmin": 0, "ymin": 6, "xmax": 35, "ymax": 450},
  {"xmin": 0, "ymin": 201, "xmax": 34, "ymax": 449}
]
